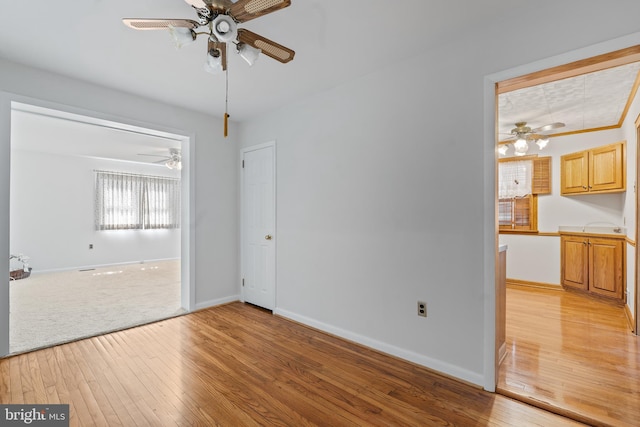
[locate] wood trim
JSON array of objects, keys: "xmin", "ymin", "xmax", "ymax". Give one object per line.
[
  {"xmin": 537, "ymin": 232, "xmax": 561, "ymax": 237},
  {"xmin": 617, "ymin": 70, "xmax": 640, "ymax": 127},
  {"xmin": 506, "ymin": 279, "xmax": 563, "ymax": 291},
  {"xmin": 626, "ymin": 237, "xmax": 636, "ymax": 247},
  {"xmin": 625, "ymin": 303, "xmax": 636, "ymax": 333},
  {"xmin": 499, "ymin": 231, "xmax": 560, "ymax": 237},
  {"xmin": 497, "ymin": 45, "xmax": 640, "ymax": 94},
  {"xmin": 498, "ymin": 154, "xmax": 539, "ymax": 162},
  {"xmin": 636, "ymin": 113, "xmax": 640, "ymax": 336}
]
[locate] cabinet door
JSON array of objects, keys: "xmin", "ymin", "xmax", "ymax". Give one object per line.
[
  {"xmin": 589, "ymin": 142, "xmax": 624, "ymax": 192},
  {"xmin": 561, "ymin": 236, "xmax": 588, "ymax": 290},
  {"xmin": 588, "ymin": 237, "xmax": 623, "ymax": 299},
  {"xmin": 560, "ymin": 151, "xmax": 589, "ymax": 195}
]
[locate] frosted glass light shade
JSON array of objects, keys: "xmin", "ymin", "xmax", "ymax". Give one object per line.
[
  {"xmin": 498, "ymin": 144, "xmax": 509, "ymax": 156},
  {"xmin": 165, "ymin": 159, "xmax": 182, "ymax": 170},
  {"xmin": 238, "ymin": 43, "xmax": 261, "ymax": 66},
  {"xmin": 513, "ymin": 138, "xmax": 529, "ymax": 156},
  {"xmin": 204, "ymin": 51, "xmax": 223, "ymax": 74},
  {"xmin": 536, "ymin": 138, "xmax": 549, "ymax": 149},
  {"xmin": 168, "ymin": 25, "xmax": 196, "ymax": 49}
]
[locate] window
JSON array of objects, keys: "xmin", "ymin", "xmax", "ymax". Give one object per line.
[
  {"xmin": 498, "ymin": 156, "xmax": 550, "ymax": 232},
  {"xmin": 95, "ymin": 171, "xmax": 180, "ymax": 230}
]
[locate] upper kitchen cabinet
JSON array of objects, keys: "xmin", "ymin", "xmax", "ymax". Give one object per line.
[{"xmin": 560, "ymin": 141, "xmax": 625, "ymax": 195}]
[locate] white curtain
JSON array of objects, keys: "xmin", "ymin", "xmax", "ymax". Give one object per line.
[
  {"xmin": 95, "ymin": 171, "xmax": 180, "ymax": 230},
  {"xmin": 499, "ymin": 160, "xmax": 532, "ymax": 198}
]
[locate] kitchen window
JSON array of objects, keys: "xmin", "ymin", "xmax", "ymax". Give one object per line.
[{"xmin": 499, "ymin": 156, "xmax": 550, "ymax": 233}]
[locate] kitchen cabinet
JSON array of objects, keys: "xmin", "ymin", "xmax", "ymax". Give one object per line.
[
  {"xmin": 560, "ymin": 233, "xmax": 624, "ymax": 301},
  {"xmin": 560, "ymin": 141, "xmax": 625, "ymax": 195}
]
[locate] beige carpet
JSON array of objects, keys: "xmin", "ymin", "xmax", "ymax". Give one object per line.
[{"xmin": 10, "ymin": 259, "xmax": 185, "ymax": 354}]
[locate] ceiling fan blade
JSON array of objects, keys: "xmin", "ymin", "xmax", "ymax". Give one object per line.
[
  {"xmin": 237, "ymin": 29, "xmax": 295, "ymax": 63},
  {"xmin": 122, "ymin": 18, "xmax": 199, "ymax": 30},
  {"xmin": 137, "ymin": 153, "xmax": 171, "ymax": 158},
  {"xmin": 229, "ymin": 0, "xmax": 291, "ymax": 23},
  {"xmin": 532, "ymin": 122, "xmax": 565, "ymax": 133}
]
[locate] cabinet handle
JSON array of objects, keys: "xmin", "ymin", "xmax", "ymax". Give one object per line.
[
  {"xmin": 582, "ymin": 186, "xmax": 588, "ymax": 189},
  {"xmin": 588, "ymin": 186, "xmax": 593, "ymax": 189},
  {"xmin": 583, "ymin": 241, "xmax": 587, "ymax": 245}
]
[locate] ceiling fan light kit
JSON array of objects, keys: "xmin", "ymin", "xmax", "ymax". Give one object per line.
[
  {"xmin": 500, "ymin": 121, "xmax": 565, "ymax": 156},
  {"xmin": 123, "ymin": 0, "xmax": 295, "ymax": 137}
]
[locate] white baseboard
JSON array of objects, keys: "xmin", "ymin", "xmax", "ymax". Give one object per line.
[
  {"xmin": 33, "ymin": 257, "xmax": 181, "ymax": 275},
  {"xmin": 194, "ymin": 295, "xmax": 240, "ymax": 311},
  {"xmin": 274, "ymin": 308, "xmax": 484, "ymax": 387}
]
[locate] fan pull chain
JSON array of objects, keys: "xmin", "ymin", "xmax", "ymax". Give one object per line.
[{"xmin": 224, "ymin": 66, "xmax": 229, "ymax": 138}]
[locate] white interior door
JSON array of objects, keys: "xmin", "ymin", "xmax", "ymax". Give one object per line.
[{"xmin": 242, "ymin": 142, "xmax": 276, "ymax": 310}]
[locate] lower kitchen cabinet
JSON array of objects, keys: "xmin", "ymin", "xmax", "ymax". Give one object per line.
[{"xmin": 560, "ymin": 233, "xmax": 624, "ymax": 302}]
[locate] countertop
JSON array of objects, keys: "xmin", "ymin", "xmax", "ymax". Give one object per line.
[{"xmin": 558, "ymin": 225, "xmax": 626, "ymax": 236}]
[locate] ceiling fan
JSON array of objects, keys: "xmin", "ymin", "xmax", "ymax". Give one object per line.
[
  {"xmin": 500, "ymin": 121, "xmax": 565, "ymax": 156},
  {"xmin": 123, "ymin": 0, "xmax": 296, "ymax": 137},
  {"xmin": 138, "ymin": 148, "xmax": 182, "ymax": 170}
]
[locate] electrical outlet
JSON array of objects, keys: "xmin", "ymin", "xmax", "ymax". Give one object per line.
[
  {"xmin": 89, "ymin": 244, "xmax": 93, "ymax": 249},
  {"xmin": 417, "ymin": 301, "xmax": 427, "ymax": 317}
]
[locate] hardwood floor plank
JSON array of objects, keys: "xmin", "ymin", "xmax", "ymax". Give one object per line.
[
  {"xmin": 1, "ymin": 301, "xmax": 584, "ymax": 426},
  {"xmin": 0, "ymin": 357, "xmax": 10, "ymax": 402},
  {"xmin": 498, "ymin": 287, "xmax": 640, "ymax": 427}
]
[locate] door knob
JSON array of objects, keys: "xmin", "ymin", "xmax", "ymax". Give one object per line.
[{"xmin": 265, "ymin": 234, "xmax": 272, "ymax": 240}]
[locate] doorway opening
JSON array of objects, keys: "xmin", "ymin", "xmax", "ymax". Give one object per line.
[
  {"xmin": 492, "ymin": 46, "xmax": 640, "ymax": 425},
  {"xmin": 7, "ymin": 101, "xmax": 192, "ymax": 354}
]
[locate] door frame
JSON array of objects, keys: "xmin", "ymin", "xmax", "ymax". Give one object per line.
[
  {"xmin": 635, "ymin": 113, "xmax": 640, "ymax": 335},
  {"xmin": 0, "ymin": 92, "xmax": 195, "ymax": 357},
  {"xmin": 483, "ymin": 32, "xmax": 640, "ymax": 391},
  {"xmin": 240, "ymin": 140, "xmax": 277, "ymax": 309}
]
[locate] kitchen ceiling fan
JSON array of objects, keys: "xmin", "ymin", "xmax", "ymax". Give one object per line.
[
  {"xmin": 123, "ymin": 0, "xmax": 296, "ymax": 137},
  {"xmin": 500, "ymin": 121, "xmax": 565, "ymax": 156},
  {"xmin": 138, "ymin": 148, "xmax": 182, "ymax": 170}
]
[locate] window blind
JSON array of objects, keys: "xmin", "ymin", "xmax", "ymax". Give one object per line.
[{"xmin": 95, "ymin": 171, "xmax": 180, "ymax": 230}]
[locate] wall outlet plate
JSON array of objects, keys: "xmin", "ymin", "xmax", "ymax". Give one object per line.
[{"xmin": 417, "ymin": 301, "xmax": 427, "ymax": 317}]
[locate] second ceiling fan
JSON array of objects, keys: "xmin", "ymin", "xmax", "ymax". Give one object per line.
[{"xmin": 500, "ymin": 121, "xmax": 565, "ymax": 156}]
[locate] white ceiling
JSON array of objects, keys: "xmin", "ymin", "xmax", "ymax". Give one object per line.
[
  {"xmin": 498, "ymin": 61, "xmax": 640, "ymax": 140},
  {"xmin": 2, "ymin": 1, "xmax": 638, "ymax": 162},
  {"xmin": 0, "ymin": 0, "xmax": 532, "ymax": 122},
  {"xmin": 11, "ymin": 105, "xmax": 183, "ymax": 164}
]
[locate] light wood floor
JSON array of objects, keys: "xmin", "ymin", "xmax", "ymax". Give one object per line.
[
  {"xmin": 0, "ymin": 302, "xmax": 582, "ymax": 426},
  {"xmin": 498, "ymin": 286, "xmax": 640, "ymax": 427}
]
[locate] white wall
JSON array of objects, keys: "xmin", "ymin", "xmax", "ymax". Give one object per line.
[
  {"xmin": 0, "ymin": 58, "xmax": 239, "ymax": 356},
  {"xmin": 10, "ymin": 149, "xmax": 180, "ymax": 273},
  {"xmin": 239, "ymin": 1, "xmax": 640, "ymax": 386}
]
